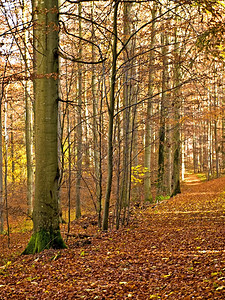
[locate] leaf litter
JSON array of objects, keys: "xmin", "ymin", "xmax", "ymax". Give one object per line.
[{"xmin": 1, "ymin": 174, "xmax": 225, "ymax": 299}]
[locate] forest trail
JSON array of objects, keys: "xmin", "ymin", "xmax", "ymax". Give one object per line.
[
  {"xmin": 1, "ymin": 175, "xmax": 225, "ymax": 299},
  {"xmin": 156, "ymin": 174, "xmax": 225, "ymax": 214}
]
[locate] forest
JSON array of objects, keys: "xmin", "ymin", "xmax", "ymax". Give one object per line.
[{"xmin": 0, "ymin": 0, "xmax": 225, "ymax": 298}]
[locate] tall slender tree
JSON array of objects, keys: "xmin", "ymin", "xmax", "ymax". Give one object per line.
[
  {"xmin": 171, "ymin": 14, "xmax": 181, "ymax": 196},
  {"xmin": 116, "ymin": 0, "xmax": 133, "ymax": 228},
  {"xmin": 102, "ymin": 0, "xmax": 119, "ymax": 231},
  {"xmin": 75, "ymin": 2, "xmax": 83, "ymax": 219},
  {"xmin": 22, "ymin": 0, "xmax": 34, "ymax": 215},
  {"xmin": 0, "ymin": 84, "xmax": 3, "ymax": 233},
  {"xmin": 91, "ymin": 1, "xmax": 102, "ymax": 228},
  {"xmin": 144, "ymin": 3, "xmax": 157, "ymax": 203},
  {"xmin": 157, "ymin": 14, "xmax": 169, "ymax": 198}
]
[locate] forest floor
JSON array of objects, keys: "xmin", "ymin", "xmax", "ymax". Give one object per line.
[{"xmin": 1, "ymin": 174, "xmax": 225, "ymax": 299}]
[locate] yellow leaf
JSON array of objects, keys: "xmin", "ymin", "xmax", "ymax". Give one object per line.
[
  {"xmin": 150, "ymin": 295, "xmax": 160, "ymax": 299},
  {"xmin": 216, "ymin": 286, "xmax": 225, "ymax": 291},
  {"xmin": 162, "ymin": 273, "xmax": 171, "ymax": 278}
]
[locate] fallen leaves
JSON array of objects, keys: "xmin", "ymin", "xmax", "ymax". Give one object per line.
[{"xmin": 1, "ymin": 175, "xmax": 225, "ymax": 298}]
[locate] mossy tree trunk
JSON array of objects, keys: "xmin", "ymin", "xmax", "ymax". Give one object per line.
[{"xmin": 23, "ymin": 0, "xmax": 66, "ymax": 254}]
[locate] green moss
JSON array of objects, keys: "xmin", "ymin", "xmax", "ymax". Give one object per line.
[
  {"xmin": 156, "ymin": 194, "xmax": 170, "ymax": 202},
  {"xmin": 22, "ymin": 228, "xmax": 67, "ymax": 255},
  {"xmin": 196, "ymin": 173, "xmax": 207, "ymax": 181}
]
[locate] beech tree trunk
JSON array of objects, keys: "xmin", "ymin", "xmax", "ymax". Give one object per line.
[{"xmin": 23, "ymin": 0, "xmax": 66, "ymax": 254}]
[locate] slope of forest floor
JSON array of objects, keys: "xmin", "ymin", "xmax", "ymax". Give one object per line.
[{"xmin": 1, "ymin": 174, "xmax": 225, "ymax": 299}]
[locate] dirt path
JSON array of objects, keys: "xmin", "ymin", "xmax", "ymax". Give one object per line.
[{"xmin": 1, "ymin": 175, "xmax": 225, "ymax": 299}]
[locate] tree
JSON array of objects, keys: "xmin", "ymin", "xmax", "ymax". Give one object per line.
[
  {"xmin": 171, "ymin": 11, "xmax": 181, "ymax": 197},
  {"xmin": 116, "ymin": 0, "xmax": 133, "ymax": 229},
  {"xmin": 157, "ymin": 9, "xmax": 169, "ymax": 199},
  {"xmin": 23, "ymin": 0, "xmax": 66, "ymax": 254},
  {"xmin": 22, "ymin": 0, "xmax": 34, "ymax": 215},
  {"xmin": 75, "ymin": 2, "xmax": 83, "ymax": 220},
  {"xmin": 0, "ymin": 83, "xmax": 3, "ymax": 233},
  {"xmin": 144, "ymin": 2, "xmax": 157, "ymax": 203},
  {"xmin": 91, "ymin": 1, "xmax": 102, "ymax": 228},
  {"xmin": 102, "ymin": 0, "xmax": 119, "ymax": 231}
]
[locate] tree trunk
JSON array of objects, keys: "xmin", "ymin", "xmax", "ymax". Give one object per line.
[
  {"xmin": 102, "ymin": 0, "xmax": 119, "ymax": 231},
  {"xmin": 181, "ymin": 132, "xmax": 185, "ymax": 181},
  {"xmin": 193, "ymin": 126, "xmax": 198, "ymax": 173},
  {"xmin": 171, "ymin": 22, "xmax": 181, "ymax": 197},
  {"xmin": 199, "ymin": 129, "xmax": 204, "ymax": 173},
  {"xmin": 222, "ymin": 116, "xmax": 225, "ymax": 173},
  {"xmin": 0, "ymin": 85, "xmax": 3, "ymax": 233},
  {"xmin": 207, "ymin": 109, "xmax": 213, "ymax": 179},
  {"xmin": 91, "ymin": 1, "xmax": 102, "ymax": 228},
  {"xmin": 157, "ymin": 18, "xmax": 168, "ymax": 199},
  {"xmin": 144, "ymin": 3, "xmax": 157, "ymax": 203},
  {"xmin": 23, "ymin": 0, "xmax": 66, "ymax": 254},
  {"xmin": 21, "ymin": 0, "xmax": 34, "ymax": 216},
  {"xmin": 67, "ymin": 109, "xmax": 71, "ymax": 235},
  {"xmin": 75, "ymin": 2, "xmax": 83, "ymax": 220},
  {"xmin": 119, "ymin": 0, "xmax": 133, "ymax": 227},
  {"xmin": 10, "ymin": 114, "xmax": 15, "ymax": 185},
  {"xmin": 4, "ymin": 98, "xmax": 10, "ymax": 246},
  {"xmin": 166, "ymin": 123, "xmax": 172, "ymax": 196}
]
